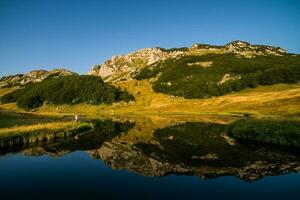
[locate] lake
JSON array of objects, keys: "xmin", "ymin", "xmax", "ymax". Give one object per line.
[{"xmin": 0, "ymin": 115, "xmax": 299, "ymax": 200}]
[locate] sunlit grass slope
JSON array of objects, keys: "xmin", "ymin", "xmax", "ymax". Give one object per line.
[{"xmin": 1, "ymin": 80, "xmax": 299, "ymax": 117}]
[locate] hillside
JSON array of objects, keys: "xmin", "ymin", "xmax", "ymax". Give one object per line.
[
  {"xmin": 88, "ymin": 40, "xmax": 299, "ymax": 99},
  {"xmin": 0, "ymin": 75, "xmax": 134, "ymax": 109},
  {"xmin": 135, "ymin": 54, "xmax": 300, "ymax": 98}
]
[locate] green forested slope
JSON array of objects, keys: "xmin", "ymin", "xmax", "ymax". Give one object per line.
[
  {"xmin": 1, "ymin": 75, "xmax": 134, "ymax": 109},
  {"xmin": 135, "ymin": 54, "xmax": 300, "ymax": 98}
]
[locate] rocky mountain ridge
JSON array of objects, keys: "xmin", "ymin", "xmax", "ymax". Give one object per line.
[{"xmin": 88, "ymin": 40, "xmax": 287, "ymax": 82}]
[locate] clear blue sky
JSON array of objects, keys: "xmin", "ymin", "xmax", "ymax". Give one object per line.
[{"xmin": 0, "ymin": 0, "xmax": 299, "ymax": 76}]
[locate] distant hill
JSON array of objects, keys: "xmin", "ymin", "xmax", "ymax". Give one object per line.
[
  {"xmin": 0, "ymin": 68, "xmax": 76, "ymax": 88},
  {"xmin": 88, "ymin": 40, "xmax": 300, "ymax": 99}
]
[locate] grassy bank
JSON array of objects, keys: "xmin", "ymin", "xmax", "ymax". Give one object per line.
[
  {"xmin": 0, "ymin": 121, "xmax": 92, "ymax": 151},
  {"xmin": 0, "ymin": 109, "xmax": 70, "ymax": 128}
]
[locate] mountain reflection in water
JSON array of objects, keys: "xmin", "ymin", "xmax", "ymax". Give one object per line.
[{"xmin": 1, "ymin": 116, "xmax": 299, "ymax": 182}]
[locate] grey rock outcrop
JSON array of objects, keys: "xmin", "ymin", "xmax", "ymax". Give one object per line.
[{"xmin": 88, "ymin": 47, "xmax": 184, "ymax": 82}]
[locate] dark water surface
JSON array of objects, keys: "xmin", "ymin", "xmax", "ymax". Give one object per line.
[{"xmin": 0, "ymin": 119, "xmax": 299, "ymax": 200}]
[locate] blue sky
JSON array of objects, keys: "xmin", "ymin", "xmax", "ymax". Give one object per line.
[{"xmin": 0, "ymin": 0, "xmax": 299, "ymax": 76}]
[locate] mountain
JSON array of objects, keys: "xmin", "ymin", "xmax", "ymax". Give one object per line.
[
  {"xmin": 88, "ymin": 40, "xmax": 287, "ymax": 82},
  {"xmin": 0, "ymin": 68, "xmax": 76, "ymax": 88},
  {"xmin": 88, "ymin": 40, "xmax": 300, "ymax": 99}
]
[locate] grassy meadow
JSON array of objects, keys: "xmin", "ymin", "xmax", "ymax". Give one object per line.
[{"xmin": 1, "ymin": 80, "xmax": 300, "ymax": 117}]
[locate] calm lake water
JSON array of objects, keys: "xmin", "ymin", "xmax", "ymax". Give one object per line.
[{"xmin": 0, "ymin": 118, "xmax": 299, "ymax": 200}]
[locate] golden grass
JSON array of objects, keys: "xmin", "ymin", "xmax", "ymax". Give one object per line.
[
  {"xmin": 1, "ymin": 80, "xmax": 299, "ymax": 118},
  {"xmin": 0, "ymin": 120, "xmax": 92, "ymax": 150},
  {"xmin": 0, "ymin": 121, "xmax": 86, "ymax": 137},
  {"xmin": 109, "ymin": 80, "xmax": 300, "ymax": 116},
  {"xmin": 187, "ymin": 48, "xmax": 226, "ymax": 56},
  {"xmin": 0, "ymin": 86, "xmax": 18, "ymax": 97}
]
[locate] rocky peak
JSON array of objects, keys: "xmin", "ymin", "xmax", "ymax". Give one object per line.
[
  {"xmin": 0, "ymin": 68, "xmax": 77, "ymax": 88},
  {"xmin": 88, "ymin": 47, "xmax": 184, "ymax": 82}
]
